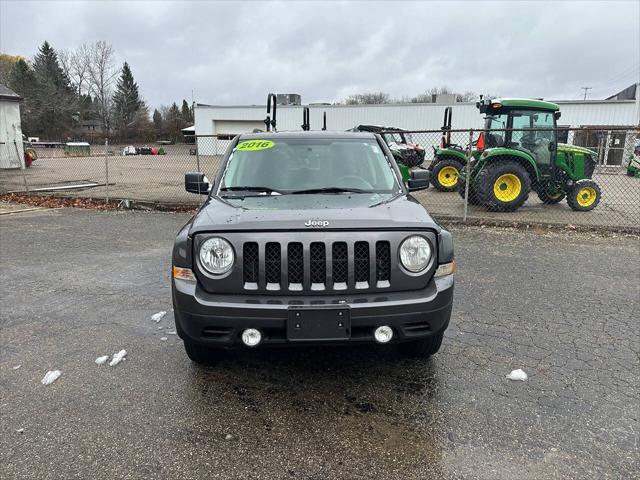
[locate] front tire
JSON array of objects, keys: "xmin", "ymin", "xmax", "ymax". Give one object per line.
[
  {"xmin": 478, "ymin": 161, "xmax": 531, "ymax": 212},
  {"xmin": 184, "ymin": 340, "xmax": 221, "ymax": 365},
  {"xmin": 567, "ymin": 179, "xmax": 601, "ymax": 211},
  {"xmin": 399, "ymin": 330, "xmax": 445, "ymax": 358},
  {"xmin": 432, "ymin": 157, "xmax": 464, "ymax": 192}
]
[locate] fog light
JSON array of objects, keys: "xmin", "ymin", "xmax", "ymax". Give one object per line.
[
  {"xmin": 241, "ymin": 328, "xmax": 262, "ymax": 347},
  {"xmin": 374, "ymin": 325, "xmax": 393, "ymax": 344}
]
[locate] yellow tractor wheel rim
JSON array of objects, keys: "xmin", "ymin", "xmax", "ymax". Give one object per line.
[
  {"xmin": 493, "ymin": 174, "xmax": 522, "ymax": 202},
  {"xmin": 437, "ymin": 166, "xmax": 459, "ymax": 187},
  {"xmin": 576, "ymin": 187, "xmax": 597, "ymax": 207}
]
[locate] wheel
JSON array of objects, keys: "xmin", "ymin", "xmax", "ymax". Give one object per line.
[
  {"xmin": 183, "ymin": 340, "xmax": 221, "ymax": 365},
  {"xmin": 457, "ymin": 177, "xmax": 482, "ymax": 205},
  {"xmin": 537, "ymin": 187, "xmax": 566, "ymax": 204},
  {"xmin": 477, "ymin": 161, "xmax": 531, "ymax": 212},
  {"xmin": 399, "ymin": 330, "xmax": 445, "ymax": 358},
  {"xmin": 431, "ymin": 158, "xmax": 464, "ymax": 192},
  {"xmin": 567, "ymin": 179, "xmax": 601, "ymax": 211},
  {"xmin": 401, "ymin": 150, "xmax": 425, "ymax": 168}
]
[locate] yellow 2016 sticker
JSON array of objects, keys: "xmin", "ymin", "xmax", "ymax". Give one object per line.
[{"xmin": 236, "ymin": 140, "xmax": 274, "ymax": 151}]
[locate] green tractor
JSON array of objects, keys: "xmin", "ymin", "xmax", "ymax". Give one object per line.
[{"xmin": 457, "ymin": 98, "xmax": 601, "ymax": 212}]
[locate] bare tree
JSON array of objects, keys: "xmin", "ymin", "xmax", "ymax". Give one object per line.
[
  {"xmin": 59, "ymin": 43, "xmax": 91, "ymax": 99},
  {"xmin": 344, "ymin": 92, "xmax": 392, "ymax": 105},
  {"xmin": 86, "ymin": 41, "xmax": 118, "ymax": 135}
]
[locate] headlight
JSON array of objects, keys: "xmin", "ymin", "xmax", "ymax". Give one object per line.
[
  {"xmin": 199, "ymin": 237, "xmax": 234, "ymax": 274},
  {"xmin": 399, "ymin": 236, "xmax": 431, "ymax": 273}
]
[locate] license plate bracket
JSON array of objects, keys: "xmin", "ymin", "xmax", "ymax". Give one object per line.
[{"xmin": 287, "ymin": 306, "xmax": 351, "ymax": 341}]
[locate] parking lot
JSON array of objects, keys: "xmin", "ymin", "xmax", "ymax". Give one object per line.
[
  {"xmin": 1, "ymin": 207, "xmax": 638, "ymax": 479},
  {"xmin": 1, "ymin": 144, "xmax": 639, "ymax": 231}
]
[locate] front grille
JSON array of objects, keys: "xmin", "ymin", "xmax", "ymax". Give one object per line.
[
  {"xmin": 265, "ymin": 242, "xmax": 281, "ymax": 288},
  {"xmin": 287, "ymin": 243, "xmax": 303, "ymax": 286},
  {"xmin": 332, "ymin": 242, "xmax": 348, "ymax": 286},
  {"xmin": 241, "ymin": 240, "xmax": 392, "ymax": 292},
  {"xmin": 310, "ymin": 242, "xmax": 326, "ymax": 288},
  {"xmin": 376, "ymin": 241, "xmax": 391, "ymax": 283},
  {"xmin": 354, "ymin": 241, "xmax": 369, "ymax": 286},
  {"xmin": 243, "ymin": 243, "xmax": 259, "ymax": 285}
]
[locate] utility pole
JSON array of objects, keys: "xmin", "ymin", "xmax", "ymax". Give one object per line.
[{"xmin": 581, "ymin": 86, "xmax": 592, "ymax": 100}]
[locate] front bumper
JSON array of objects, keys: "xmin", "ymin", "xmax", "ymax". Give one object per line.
[{"xmin": 172, "ymin": 274, "xmax": 454, "ymax": 348}]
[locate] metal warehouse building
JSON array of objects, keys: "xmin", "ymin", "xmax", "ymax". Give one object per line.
[{"xmin": 194, "ymin": 88, "xmax": 640, "ymax": 164}]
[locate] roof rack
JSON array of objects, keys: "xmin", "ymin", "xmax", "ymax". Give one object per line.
[
  {"xmin": 301, "ymin": 106, "xmax": 310, "ymax": 131},
  {"xmin": 264, "ymin": 93, "xmax": 277, "ymax": 132}
]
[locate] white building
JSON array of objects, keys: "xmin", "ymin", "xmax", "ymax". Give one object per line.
[
  {"xmin": 194, "ymin": 89, "xmax": 640, "ymax": 164},
  {"xmin": 0, "ymin": 84, "xmax": 24, "ymax": 169}
]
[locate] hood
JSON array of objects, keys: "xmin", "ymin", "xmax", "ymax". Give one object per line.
[
  {"xmin": 189, "ymin": 193, "xmax": 439, "ymax": 234},
  {"xmin": 558, "ymin": 143, "xmax": 597, "ymax": 156}
]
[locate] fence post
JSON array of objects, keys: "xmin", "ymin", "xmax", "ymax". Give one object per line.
[
  {"xmin": 195, "ymin": 135, "xmax": 202, "ymax": 195},
  {"xmin": 104, "ymin": 138, "xmax": 109, "ymax": 204},
  {"xmin": 463, "ymin": 129, "xmax": 473, "ymax": 222},
  {"xmin": 14, "ymin": 140, "xmax": 29, "ymax": 192}
]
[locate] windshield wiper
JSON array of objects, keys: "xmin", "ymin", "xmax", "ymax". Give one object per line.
[
  {"xmin": 290, "ymin": 187, "xmax": 373, "ymax": 195},
  {"xmin": 220, "ymin": 186, "xmax": 285, "ymax": 195},
  {"xmin": 369, "ymin": 191, "xmax": 404, "ymax": 207}
]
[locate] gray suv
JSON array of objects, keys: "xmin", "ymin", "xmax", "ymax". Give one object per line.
[{"xmin": 172, "ymin": 131, "xmax": 455, "ymax": 363}]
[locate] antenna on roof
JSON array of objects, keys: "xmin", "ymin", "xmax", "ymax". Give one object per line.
[
  {"xmin": 301, "ymin": 106, "xmax": 310, "ymax": 131},
  {"xmin": 264, "ymin": 93, "xmax": 277, "ymax": 132}
]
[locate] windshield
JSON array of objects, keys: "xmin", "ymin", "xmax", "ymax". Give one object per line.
[
  {"xmin": 485, "ymin": 114, "xmax": 508, "ymax": 130},
  {"xmin": 382, "ymin": 133, "xmax": 404, "ymax": 144},
  {"xmin": 220, "ymin": 138, "xmax": 400, "ymax": 195}
]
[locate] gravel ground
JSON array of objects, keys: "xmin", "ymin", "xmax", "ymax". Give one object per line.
[{"xmin": 0, "ymin": 208, "xmax": 638, "ymax": 479}]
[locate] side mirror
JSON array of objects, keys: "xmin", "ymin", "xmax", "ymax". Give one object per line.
[
  {"xmin": 554, "ymin": 111, "xmax": 561, "ymax": 120},
  {"xmin": 185, "ymin": 172, "xmax": 210, "ymax": 194},
  {"xmin": 548, "ymin": 142, "xmax": 556, "ymax": 152},
  {"xmin": 407, "ymin": 169, "xmax": 430, "ymax": 191}
]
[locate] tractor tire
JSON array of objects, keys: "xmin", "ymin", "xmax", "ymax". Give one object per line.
[
  {"xmin": 431, "ymin": 157, "xmax": 464, "ymax": 192},
  {"xmin": 478, "ymin": 161, "xmax": 531, "ymax": 212},
  {"xmin": 537, "ymin": 188, "xmax": 566, "ymax": 204},
  {"xmin": 399, "ymin": 330, "xmax": 445, "ymax": 358},
  {"xmin": 567, "ymin": 179, "xmax": 601, "ymax": 212},
  {"xmin": 183, "ymin": 340, "xmax": 221, "ymax": 365},
  {"xmin": 458, "ymin": 178, "xmax": 482, "ymax": 205}
]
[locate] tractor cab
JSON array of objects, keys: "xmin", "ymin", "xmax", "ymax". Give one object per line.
[{"xmin": 477, "ymin": 98, "xmax": 561, "ymax": 169}]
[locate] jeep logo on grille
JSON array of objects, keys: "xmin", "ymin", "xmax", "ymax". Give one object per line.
[{"xmin": 305, "ymin": 220, "xmax": 330, "ymax": 228}]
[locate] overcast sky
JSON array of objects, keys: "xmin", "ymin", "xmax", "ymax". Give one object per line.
[{"xmin": 1, "ymin": 0, "xmax": 639, "ymax": 108}]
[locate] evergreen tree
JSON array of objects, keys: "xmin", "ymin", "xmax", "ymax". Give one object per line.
[
  {"xmin": 167, "ymin": 102, "xmax": 183, "ymax": 140},
  {"xmin": 9, "ymin": 59, "xmax": 38, "ymax": 135},
  {"xmin": 181, "ymin": 99, "xmax": 192, "ymax": 124},
  {"xmin": 152, "ymin": 109, "xmax": 163, "ymax": 138},
  {"xmin": 112, "ymin": 62, "xmax": 142, "ymax": 136},
  {"xmin": 31, "ymin": 41, "xmax": 77, "ymax": 139}
]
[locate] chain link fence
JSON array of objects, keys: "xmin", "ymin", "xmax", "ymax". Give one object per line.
[{"xmin": 1, "ymin": 128, "xmax": 638, "ymax": 231}]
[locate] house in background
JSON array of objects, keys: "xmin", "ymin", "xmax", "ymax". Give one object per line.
[{"xmin": 0, "ymin": 83, "xmax": 24, "ymax": 169}]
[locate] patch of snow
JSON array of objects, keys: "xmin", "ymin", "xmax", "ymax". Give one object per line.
[
  {"xmin": 160, "ymin": 337, "xmax": 168, "ymax": 341},
  {"xmin": 506, "ymin": 369, "xmax": 528, "ymax": 381},
  {"xmin": 16, "ymin": 428, "xmax": 24, "ymax": 433},
  {"xmin": 151, "ymin": 311, "xmax": 167, "ymax": 323},
  {"xmin": 95, "ymin": 355, "xmax": 109, "ymax": 365},
  {"xmin": 165, "ymin": 331, "xmax": 177, "ymax": 335},
  {"xmin": 225, "ymin": 434, "xmax": 234, "ymax": 441},
  {"xmin": 157, "ymin": 326, "xmax": 164, "ymax": 330},
  {"xmin": 13, "ymin": 365, "xmax": 21, "ymax": 370},
  {"xmin": 109, "ymin": 350, "xmax": 127, "ymax": 366},
  {"xmin": 41, "ymin": 370, "xmax": 62, "ymax": 385}
]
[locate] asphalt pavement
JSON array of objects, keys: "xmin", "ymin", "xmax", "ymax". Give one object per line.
[{"xmin": 0, "ymin": 208, "xmax": 638, "ymax": 479}]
